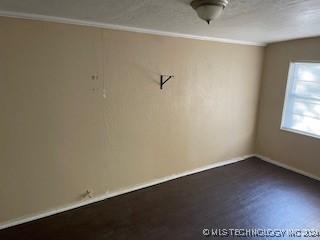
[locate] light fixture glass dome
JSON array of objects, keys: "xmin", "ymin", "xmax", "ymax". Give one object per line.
[{"xmin": 191, "ymin": 0, "xmax": 229, "ymax": 24}]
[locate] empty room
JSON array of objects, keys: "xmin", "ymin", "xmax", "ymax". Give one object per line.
[{"xmin": 0, "ymin": 0, "xmax": 320, "ymax": 239}]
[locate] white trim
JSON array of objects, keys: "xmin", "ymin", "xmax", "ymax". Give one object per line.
[
  {"xmin": 255, "ymin": 154, "xmax": 320, "ymax": 182},
  {"xmin": 280, "ymin": 61, "xmax": 295, "ymax": 131},
  {"xmin": 0, "ymin": 10, "xmax": 266, "ymax": 47},
  {"xmin": 0, "ymin": 154, "xmax": 253, "ymax": 230},
  {"xmin": 281, "ymin": 127, "xmax": 320, "ymax": 140}
]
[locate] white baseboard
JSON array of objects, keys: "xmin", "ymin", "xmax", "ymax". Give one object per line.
[
  {"xmin": 255, "ymin": 154, "xmax": 320, "ymax": 182},
  {"xmin": 0, "ymin": 154, "xmax": 253, "ymax": 230}
]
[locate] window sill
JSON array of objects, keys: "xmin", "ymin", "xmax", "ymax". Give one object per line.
[{"xmin": 280, "ymin": 127, "xmax": 320, "ymax": 140}]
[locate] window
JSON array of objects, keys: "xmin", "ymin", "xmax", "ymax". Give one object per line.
[{"xmin": 281, "ymin": 62, "xmax": 320, "ymax": 139}]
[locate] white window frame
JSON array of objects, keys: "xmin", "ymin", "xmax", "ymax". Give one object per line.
[{"xmin": 280, "ymin": 61, "xmax": 320, "ymax": 140}]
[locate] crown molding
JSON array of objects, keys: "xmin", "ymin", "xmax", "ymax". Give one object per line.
[{"xmin": 0, "ymin": 10, "xmax": 266, "ymax": 46}]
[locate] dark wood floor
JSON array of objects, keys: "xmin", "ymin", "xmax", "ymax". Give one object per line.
[{"xmin": 1, "ymin": 157, "xmax": 320, "ymax": 240}]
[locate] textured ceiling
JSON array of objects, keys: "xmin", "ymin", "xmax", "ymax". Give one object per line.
[{"xmin": 0, "ymin": 0, "xmax": 320, "ymax": 45}]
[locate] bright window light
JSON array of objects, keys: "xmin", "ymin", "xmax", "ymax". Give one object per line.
[{"xmin": 281, "ymin": 62, "xmax": 320, "ymax": 139}]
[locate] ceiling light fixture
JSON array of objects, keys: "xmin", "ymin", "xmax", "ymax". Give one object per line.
[{"xmin": 191, "ymin": 0, "xmax": 229, "ymax": 25}]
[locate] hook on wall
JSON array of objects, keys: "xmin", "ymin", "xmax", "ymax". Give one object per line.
[{"xmin": 160, "ymin": 75, "xmax": 174, "ymax": 90}]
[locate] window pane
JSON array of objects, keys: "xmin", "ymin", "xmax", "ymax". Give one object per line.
[
  {"xmin": 288, "ymin": 114, "xmax": 320, "ymax": 136},
  {"xmin": 293, "ymin": 81, "xmax": 320, "ymax": 100},
  {"xmin": 282, "ymin": 62, "xmax": 320, "ymax": 138},
  {"xmin": 295, "ymin": 63, "xmax": 320, "ymax": 82},
  {"xmin": 290, "ymin": 98, "xmax": 320, "ymax": 119}
]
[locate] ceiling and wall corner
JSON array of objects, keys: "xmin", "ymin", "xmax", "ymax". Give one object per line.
[{"xmin": 0, "ymin": 0, "xmax": 319, "ymax": 46}]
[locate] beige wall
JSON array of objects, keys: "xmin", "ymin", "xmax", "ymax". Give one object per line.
[
  {"xmin": 256, "ymin": 37, "xmax": 320, "ymax": 177},
  {"xmin": 0, "ymin": 17, "xmax": 264, "ymax": 224}
]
